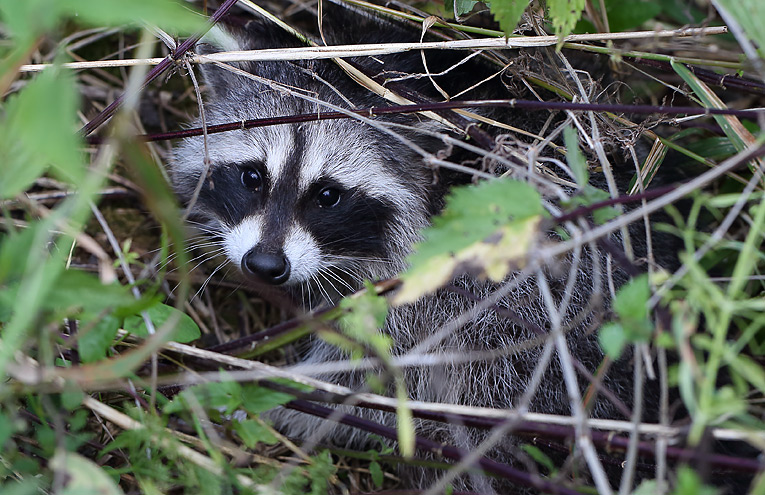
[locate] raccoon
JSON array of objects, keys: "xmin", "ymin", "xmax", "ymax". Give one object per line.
[{"xmin": 172, "ymin": 5, "xmax": 649, "ymax": 492}]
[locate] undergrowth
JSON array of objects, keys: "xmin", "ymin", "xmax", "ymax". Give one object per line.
[{"xmin": 1, "ymin": 0, "xmax": 765, "ymax": 494}]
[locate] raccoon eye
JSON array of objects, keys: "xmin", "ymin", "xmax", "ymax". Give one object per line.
[
  {"xmin": 317, "ymin": 187, "xmax": 341, "ymax": 208},
  {"xmin": 241, "ymin": 168, "xmax": 263, "ymax": 191}
]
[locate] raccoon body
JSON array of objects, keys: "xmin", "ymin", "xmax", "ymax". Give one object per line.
[{"xmin": 173, "ymin": 6, "xmax": 640, "ymax": 492}]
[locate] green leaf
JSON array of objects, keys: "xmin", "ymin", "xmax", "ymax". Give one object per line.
[
  {"xmin": 490, "ymin": 0, "xmax": 529, "ymax": 35},
  {"xmin": 307, "ymin": 451, "xmax": 336, "ymax": 495},
  {"xmin": 59, "ymin": 0, "xmax": 205, "ymax": 32},
  {"xmin": 674, "ymin": 466, "xmax": 720, "ymax": 495},
  {"xmin": 520, "ymin": 444, "xmax": 556, "ymax": 473},
  {"xmin": 0, "ymin": 412, "xmax": 14, "ymax": 452},
  {"xmin": 395, "ymin": 179, "xmax": 543, "ymax": 304},
  {"xmin": 61, "ymin": 383, "xmax": 84, "ymax": 410},
  {"xmin": 0, "ymin": 480, "xmax": 39, "ymax": 495},
  {"xmin": 123, "ymin": 303, "xmax": 201, "ymax": 343},
  {"xmin": 241, "ymin": 384, "xmax": 295, "ymax": 414},
  {"xmin": 0, "ymin": 67, "xmax": 83, "ymax": 199},
  {"xmin": 338, "ymin": 283, "xmax": 391, "ymax": 356},
  {"xmin": 602, "ymin": 0, "xmax": 661, "ymax": 31},
  {"xmin": 598, "ymin": 322, "xmax": 627, "ymax": 359},
  {"xmin": 233, "ymin": 419, "xmax": 278, "ymax": 448},
  {"xmin": 78, "ymin": 314, "xmax": 122, "ymax": 363},
  {"xmin": 164, "ymin": 379, "xmax": 242, "ymax": 415},
  {"xmin": 45, "ymin": 270, "xmax": 134, "ymax": 315},
  {"xmin": 0, "ymin": 225, "xmax": 39, "ymax": 283},
  {"xmin": 632, "ymin": 480, "xmax": 659, "ymax": 495},
  {"xmin": 369, "ymin": 461, "xmax": 384, "ymax": 488},
  {"xmin": 548, "ymin": 0, "xmax": 585, "ymax": 39},
  {"xmin": 0, "ymin": 0, "xmax": 61, "ymax": 43},
  {"xmin": 445, "ymin": 0, "xmax": 481, "ymax": 17},
  {"xmin": 50, "ymin": 451, "xmax": 125, "ymax": 495},
  {"xmin": 613, "ymin": 274, "xmax": 650, "ymax": 322},
  {"xmin": 713, "ymin": 0, "xmax": 765, "ymax": 59},
  {"xmin": 563, "ymin": 125, "xmax": 588, "ymax": 186}
]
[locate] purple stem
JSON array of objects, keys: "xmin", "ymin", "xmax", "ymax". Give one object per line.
[
  {"xmin": 80, "ymin": 0, "xmax": 240, "ymax": 136},
  {"xmin": 286, "ymin": 399, "xmax": 588, "ymax": 495},
  {"xmin": 86, "ymin": 99, "xmax": 765, "ymax": 144}
]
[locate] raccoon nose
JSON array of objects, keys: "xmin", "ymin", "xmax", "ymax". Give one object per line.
[{"xmin": 241, "ymin": 250, "xmax": 291, "ymax": 285}]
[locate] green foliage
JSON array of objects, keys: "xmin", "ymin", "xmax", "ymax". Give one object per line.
[
  {"xmin": 548, "ymin": 0, "xmax": 585, "ymax": 40},
  {"xmin": 233, "ymin": 419, "xmax": 278, "ymax": 448},
  {"xmin": 395, "ymin": 179, "xmax": 543, "ymax": 304},
  {"xmin": 0, "ymin": 67, "xmax": 82, "ymax": 199},
  {"xmin": 446, "ymin": 0, "xmax": 481, "ymax": 17},
  {"xmin": 336, "ymin": 282, "xmax": 391, "ymax": 358},
  {"xmin": 714, "ymin": 0, "xmax": 765, "ymax": 58},
  {"xmin": 598, "ymin": 274, "xmax": 653, "ymax": 359},
  {"xmin": 520, "ymin": 444, "xmax": 556, "ymax": 473},
  {"xmin": 123, "ymin": 302, "xmax": 201, "ymax": 343},
  {"xmin": 673, "ymin": 466, "xmax": 720, "ymax": 495},
  {"xmin": 489, "ymin": 0, "xmax": 528, "ymax": 35}
]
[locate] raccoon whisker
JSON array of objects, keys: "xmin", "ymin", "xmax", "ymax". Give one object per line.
[
  {"xmin": 323, "ymin": 253, "xmax": 398, "ymax": 265},
  {"xmin": 191, "ymin": 259, "xmax": 230, "ymax": 302},
  {"xmin": 167, "ymin": 248, "xmax": 227, "ymax": 275},
  {"xmin": 186, "ymin": 247, "xmax": 228, "ymax": 266},
  {"xmin": 185, "ymin": 240, "xmax": 227, "ymax": 252},
  {"xmin": 310, "ymin": 273, "xmax": 334, "ymax": 305},
  {"xmin": 319, "ymin": 271, "xmax": 346, "ymax": 300},
  {"xmin": 325, "ymin": 264, "xmax": 365, "ymax": 287},
  {"xmin": 321, "ymin": 267, "xmax": 356, "ymax": 293}
]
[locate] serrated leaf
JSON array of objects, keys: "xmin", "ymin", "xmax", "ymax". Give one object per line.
[
  {"xmin": 124, "ymin": 303, "xmax": 200, "ymax": 343},
  {"xmin": 241, "ymin": 384, "xmax": 295, "ymax": 413},
  {"xmin": 233, "ymin": 419, "xmax": 278, "ymax": 448},
  {"xmin": 164, "ymin": 379, "xmax": 242, "ymax": 415},
  {"xmin": 548, "ymin": 0, "xmax": 585, "ymax": 39},
  {"xmin": 50, "ymin": 451, "xmax": 125, "ymax": 495},
  {"xmin": 394, "ymin": 180, "xmax": 543, "ymax": 305},
  {"xmin": 598, "ymin": 322, "xmax": 627, "ymax": 359},
  {"xmin": 490, "ymin": 0, "xmax": 529, "ymax": 35},
  {"xmin": 613, "ymin": 274, "xmax": 650, "ymax": 322}
]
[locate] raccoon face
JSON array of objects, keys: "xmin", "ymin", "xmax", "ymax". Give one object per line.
[{"xmin": 172, "ymin": 23, "xmax": 433, "ymax": 303}]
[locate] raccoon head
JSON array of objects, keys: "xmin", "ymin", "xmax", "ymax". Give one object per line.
[{"xmin": 172, "ymin": 22, "xmax": 435, "ymax": 305}]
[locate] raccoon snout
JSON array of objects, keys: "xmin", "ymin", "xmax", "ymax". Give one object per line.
[{"xmin": 241, "ymin": 249, "xmax": 291, "ymax": 285}]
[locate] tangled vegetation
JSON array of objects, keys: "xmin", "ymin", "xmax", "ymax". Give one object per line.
[{"xmin": 1, "ymin": 0, "xmax": 764, "ymax": 493}]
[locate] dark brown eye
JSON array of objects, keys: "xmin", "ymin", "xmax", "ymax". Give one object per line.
[
  {"xmin": 317, "ymin": 187, "xmax": 341, "ymax": 208},
  {"xmin": 241, "ymin": 168, "xmax": 262, "ymax": 191}
]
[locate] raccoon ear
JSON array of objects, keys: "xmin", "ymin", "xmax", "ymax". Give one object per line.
[{"xmin": 196, "ymin": 25, "xmax": 253, "ymax": 98}]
